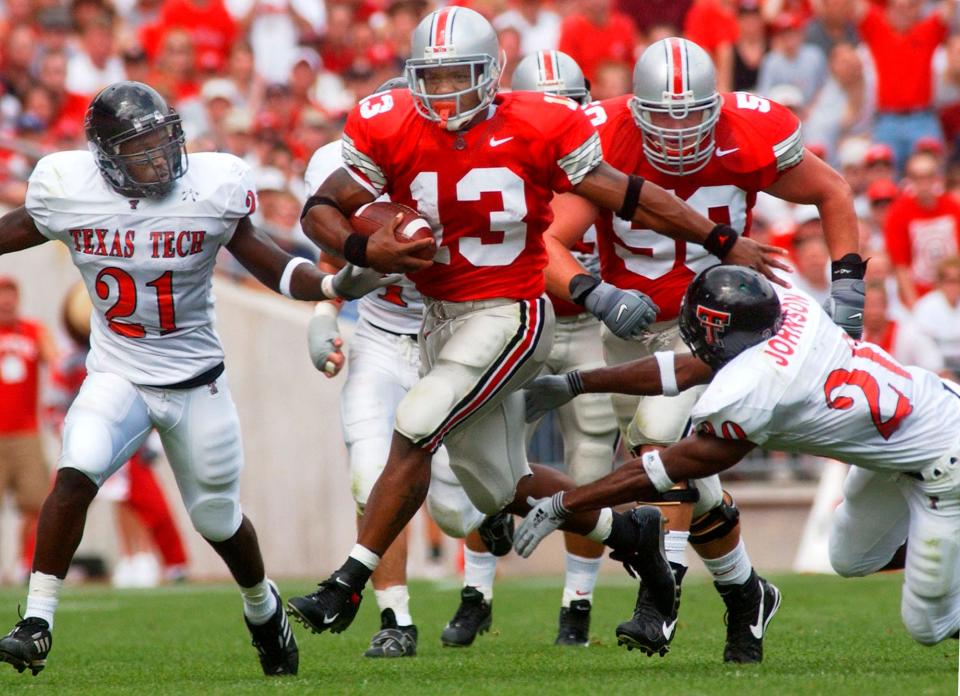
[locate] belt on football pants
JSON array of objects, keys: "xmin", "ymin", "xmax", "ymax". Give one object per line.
[{"xmin": 156, "ymin": 361, "xmax": 225, "ymax": 390}]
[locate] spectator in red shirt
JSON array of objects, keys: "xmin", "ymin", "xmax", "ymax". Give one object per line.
[
  {"xmin": 885, "ymin": 150, "xmax": 960, "ymax": 307},
  {"xmin": 855, "ymin": 0, "xmax": 956, "ymax": 172},
  {"xmin": 148, "ymin": 28, "xmax": 200, "ymax": 102},
  {"xmin": 558, "ymin": 0, "xmax": 637, "ymax": 82},
  {"xmin": 683, "ymin": 0, "xmax": 739, "ymax": 91},
  {"xmin": 35, "ymin": 52, "xmax": 89, "ymax": 142},
  {"xmin": 151, "ymin": 0, "xmax": 237, "ymax": 74},
  {"xmin": 65, "ymin": 7, "xmax": 126, "ymax": 97},
  {"xmin": 0, "ymin": 277, "xmax": 58, "ymax": 583}
]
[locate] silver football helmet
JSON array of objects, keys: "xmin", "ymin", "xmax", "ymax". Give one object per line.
[
  {"xmin": 406, "ymin": 6, "xmax": 504, "ymax": 131},
  {"xmin": 511, "ymin": 50, "xmax": 591, "ymax": 105},
  {"xmin": 629, "ymin": 37, "xmax": 721, "ymax": 175}
]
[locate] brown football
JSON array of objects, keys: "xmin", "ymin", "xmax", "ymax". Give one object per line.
[{"xmin": 350, "ymin": 201, "xmax": 436, "ymax": 261}]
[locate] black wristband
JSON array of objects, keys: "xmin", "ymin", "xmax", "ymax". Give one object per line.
[
  {"xmin": 343, "ymin": 233, "xmax": 370, "ymax": 267},
  {"xmin": 300, "ymin": 194, "xmax": 344, "ymax": 221},
  {"xmin": 831, "ymin": 253, "xmax": 868, "ymax": 281},
  {"xmin": 568, "ymin": 273, "xmax": 600, "ymax": 305},
  {"xmin": 616, "ymin": 175, "xmax": 645, "ymax": 221},
  {"xmin": 703, "ymin": 224, "xmax": 739, "ymax": 259}
]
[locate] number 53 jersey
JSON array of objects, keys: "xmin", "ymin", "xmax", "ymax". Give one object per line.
[
  {"xmin": 691, "ymin": 287, "xmax": 960, "ymax": 473},
  {"xmin": 342, "ymin": 88, "xmax": 602, "ymax": 303},
  {"xmin": 25, "ymin": 150, "xmax": 257, "ymax": 386},
  {"xmin": 594, "ymin": 92, "xmax": 803, "ymax": 321}
]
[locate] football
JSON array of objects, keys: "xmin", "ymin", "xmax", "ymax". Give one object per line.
[{"xmin": 350, "ymin": 201, "xmax": 436, "ymax": 261}]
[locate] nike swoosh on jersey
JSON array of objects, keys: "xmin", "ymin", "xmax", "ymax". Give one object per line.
[
  {"xmin": 662, "ymin": 619, "xmax": 678, "ymax": 640},
  {"xmin": 749, "ymin": 589, "xmax": 765, "ymax": 639},
  {"xmin": 489, "ymin": 136, "xmax": 514, "ymax": 147},
  {"xmin": 616, "ymin": 303, "xmax": 628, "ymax": 322},
  {"xmin": 715, "ymin": 147, "xmax": 739, "ymax": 157}
]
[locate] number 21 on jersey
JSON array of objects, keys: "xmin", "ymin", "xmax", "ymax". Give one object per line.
[{"xmin": 96, "ymin": 268, "xmax": 178, "ymax": 338}]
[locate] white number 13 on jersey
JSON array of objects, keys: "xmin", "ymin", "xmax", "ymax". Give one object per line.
[{"xmin": 410, "ymin": 168, "xmax": 528, "ymax": 267}]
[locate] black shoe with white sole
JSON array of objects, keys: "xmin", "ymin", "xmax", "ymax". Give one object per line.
[
  {"xmin": 0, "ymin": 617, "xmax": 51, "ymax": 676},
  {"xmin": 716, "ymin": 570, "xmax": 781, "ymax": 664},
  {"xmin": 287, "ymin": 569, "xmax": 364, "ymax": 635}
]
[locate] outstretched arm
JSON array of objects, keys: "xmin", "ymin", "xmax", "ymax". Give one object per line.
[
  {"xmin": 300, "ymin": 168, "xmax": 434, "ymax": 274},
  {"xmin": 226, "ymin": 217, "xmax": 398, "ymax": 301},
  {"xmin": 574, "ymin": 163, "xmax": 790, "ymax": 285},
  {"xmin": 0, "ymin": 207, "xmax": 50, "ymax": 255}
]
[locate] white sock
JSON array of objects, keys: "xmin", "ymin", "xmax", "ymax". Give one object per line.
[
  {"xmin": 702, "ymin": 539, "xmax": 753, "ymax": 587},
  {"xmin": 375, "ymin": 585, "xmax": 412, "ymax": 626},
  {"xmin": 463, "ymin": 548, "xmax": 496, "ymax": 601},
  {"xmin": 585, "ymin": 507, "xmax": 613, "ymax": 543},
  {"xmin": 240, "ymin": 578, "xmax": 278, "ymax": 625},
  {"xmin": 664, "ymin": 530, "xmax": 690, "ymax": 566},
  {"xmin": 561, "ymin": 552, "xmax": 602, "ymax": 607},
  {"xmin": 25, "ymin": 572, "xmax": 63, "ymax": 630},
  {"xmin": 349, "ymin": 544, "xmax": 381, "ymax": 572}
]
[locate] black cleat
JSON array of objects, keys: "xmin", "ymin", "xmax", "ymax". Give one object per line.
[
  {"xmin": 477, "ymin": 511, "xmax": 514, "ymax": 557},
  {"xmin": 363, "ymin": 609, "xmax": 417, "ymax": 658},
  {"xmin": 555, "ymin": 599, "xmax": 591, "ymax": 646},
  {"xmin": 440, "ymin": 586, "xmax": 492, "ymax": 647},
  {"xmin": 245, "ymin": 582, "xmax": 298, "ymax": 676},
  {"xmin": 717, "ymin": 570, "xmax": 781, "ymax": 664},
  {"xmin": 287, "ymin": 570, "xmax": 363, "ymax": 635},
  {"xmin": 616, "ymin": 562, "xmax": 685, "ymax": 657},
  {"xmin": 0, "ymin": 617, "xmax": 51, "ymax": 676}
]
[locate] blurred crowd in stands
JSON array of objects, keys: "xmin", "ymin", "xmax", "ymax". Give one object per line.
[{"xmin": 0, "ymin": 0, "xmax": 959, "ymax": 448}]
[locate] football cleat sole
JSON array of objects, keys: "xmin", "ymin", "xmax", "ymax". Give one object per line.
[
  {"xmin": 615, "ymin": 633, "xmax": 669, "ymax": 657},
  {"xmin": 0, "ymin": 649, "xmax": 45, "ymax": 676}
]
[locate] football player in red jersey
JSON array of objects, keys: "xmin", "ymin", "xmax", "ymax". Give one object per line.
[
  {"xmin": 288, "ymin": 8, "xmax": 788, "ymax": 640},
  {"xmin": 542, "ymin": 37, "xmax": 863, "ymax": 662}
]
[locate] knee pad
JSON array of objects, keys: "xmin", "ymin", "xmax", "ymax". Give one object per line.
[
  {"xmin": 691, "ymin": 476, "xmax": 724, "ymax": 518},
  {"xmin": 348, "ymin": 437, "xmax": 391, "ymax": 511},
  {"xmin": 395, "ymin": 372, "xmax": 459, "ymax": 444},
  {"xmin": 566, "ymin": 440, "xmax": 615, "ymax": 485},
  {"xmin": 190, "ymin": 491, "xmax": 242, "ymax": 542},
  {"xmin": 900, "ymin": 587, "xmax": 947, "ymax": 645},
  {"xmin": 690, "ymin": 491, "xmax": 740, "ymax": 545},
  {"xmin": 906, "ymin": 531, "xmax": 960, "ymax": 599},
  {"xmin": 60, "ymin": 415, "xmax": 146, "ymax": 487},
  {"xmin": 426, "ymin": 490, "xmax": 484, "ymax": 539}
]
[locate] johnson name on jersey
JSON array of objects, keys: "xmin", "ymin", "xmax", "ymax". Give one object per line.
[
  {"xmin": 690, "ymin": 286, "xmax": 960, "ymax": 472},
  {"xmin": 305, "ymin": 140, "xmax": 425, "ymax": 335},
  {"xmin": 341, "ymin": 89, "xmax": 602, "ymax": 303},
  {"xmin": 25, "ymin": 150, "xmax": 257, "ymax": 386},
  {"xmin": 593, "ymin": 92, "xmax": 803, "ymax": 320}
]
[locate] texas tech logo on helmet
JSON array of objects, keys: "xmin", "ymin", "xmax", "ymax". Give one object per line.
[{"xmin": 696, "ymin": 305, "xmax": 731, "ymax": 346}]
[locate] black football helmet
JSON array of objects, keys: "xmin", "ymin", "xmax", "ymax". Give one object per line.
[
  {"xmin": 678, "ymin": 265, "xmax": 784, "ymax": 370},
  {"xmin": 84, "ymin": 81, "xmax": 187, "ymax": 198}
]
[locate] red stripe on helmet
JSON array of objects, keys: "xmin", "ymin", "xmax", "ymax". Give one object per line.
[
  {"xmin": 670, "ymin": 38, "xmax": 684, "ymax": 95},
  {"xmin": 541, "ymin": 50, "xmax": 556, "ymax": 82},
  {"xmin": 433, "ymin": 7, "xmax": 454, "ymax": 47}
]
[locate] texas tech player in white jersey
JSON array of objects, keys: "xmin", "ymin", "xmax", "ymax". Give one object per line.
[
  {"xmin": 305, "ymin": 141, "xmax": 424, "ymax": 336},
  {"xmin": 693, "ymin": 285, "xmax": 960, "ymax": 470},
  {"xmin": 25, "ymin": 150, "xmax": 255, "ymax": 386}
]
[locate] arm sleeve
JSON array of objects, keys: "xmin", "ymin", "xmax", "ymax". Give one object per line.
[
  {"xmin": 342, "ymin": 104, "xmax": 388, "ymax": 197},
  {"xmin": 689, "ymin": 374, "xmax": 774, "ymax": 445},
  {"xmin": 550, "ymin": 104, "xmax": 603, "ymax": 192},
  {"xmin": 24, "ymin": 156, "xmax": 58, "ymax": 240}
]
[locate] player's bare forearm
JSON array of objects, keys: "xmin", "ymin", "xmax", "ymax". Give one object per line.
[
  {"xmin": 0, "ymin": 207, "xmax": 49, "ymax": 255},
  {"xmin": 301, "ymin": 168, "xmax": 375, "ymax": 255},
  {"xmin": 763, "ymin": 153, "xmax": 859, "ymax": 259},
  {"xmin": 544, "ymin": 192, "xmax": 599, "ymax": 299},
  {"xmin": 227, "ymin": 217, "xmax": 332, "ymax": 300},
  {"xmin": 580, "ymin": 353, "xmax": 714, "ymax": 395},
  {"xmin": 561, "ymin": 434, "xmax": 754, "ymax": 512},
  {"xmin": 574, "ymin": 163, "xmax": 713, "ymax": 243}
]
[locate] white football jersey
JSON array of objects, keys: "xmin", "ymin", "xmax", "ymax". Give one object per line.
[
  {"xmin": 305, "ymin": 140, "xmax": 424, "ymax": 335},
  {"xmin": 26, "ymin": 150, "xmax": 257, "ymax": 385},
  {"xmin": 691, "ymin": 286, "xmax": 960, "ymax": 472}
]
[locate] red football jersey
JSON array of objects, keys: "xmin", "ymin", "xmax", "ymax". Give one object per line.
[
  {"xmin": 342, "ymin": 89, "xmax": 602, "ymax": 302},
  {"xmin": 593, "ymin": 92, "xmax": 803, "ymax": 320}
]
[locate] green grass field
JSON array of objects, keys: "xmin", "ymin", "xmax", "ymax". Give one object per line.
[{"xmin": 0, "ymin": 573, "xmax": 955, "ymax": 695}]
